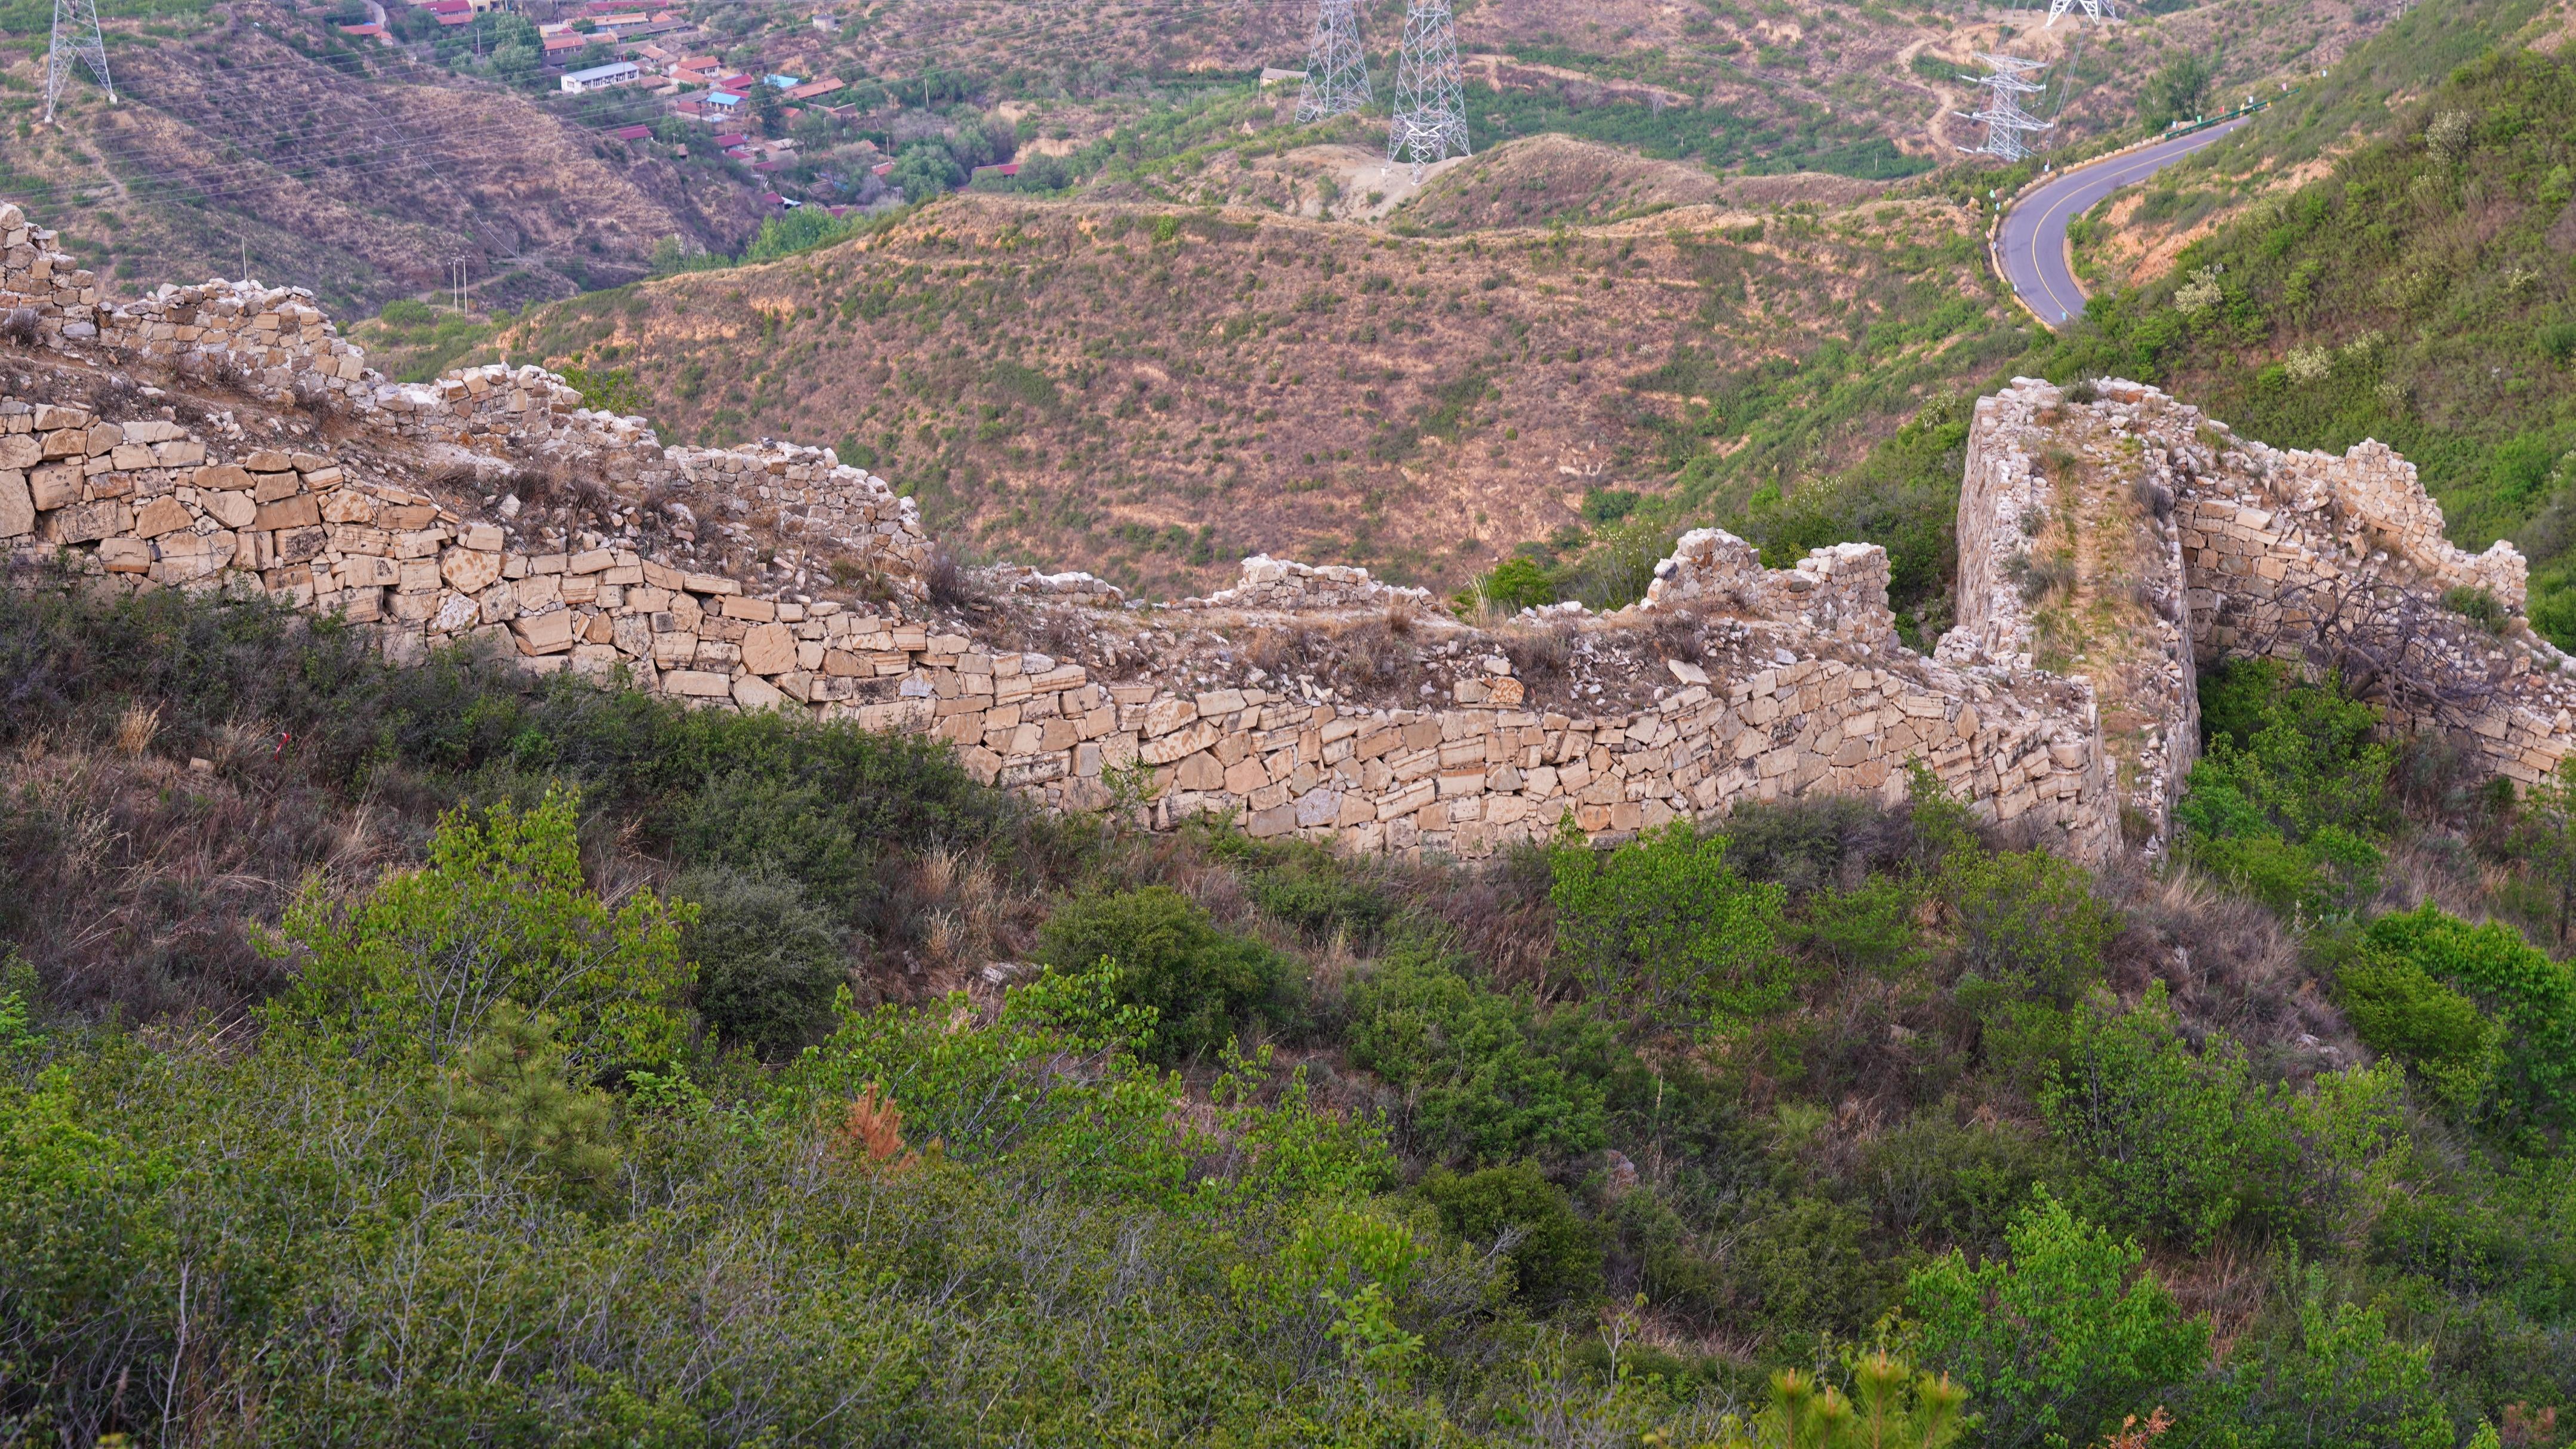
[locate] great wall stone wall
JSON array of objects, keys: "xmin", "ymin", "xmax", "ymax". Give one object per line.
[{"xmin": 6, "ymin": 196, "xmax": 2570, "ymax": 863}]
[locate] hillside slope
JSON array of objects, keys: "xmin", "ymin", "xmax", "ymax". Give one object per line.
[
  {"xmin": 495, "ymin": 181, "xmax": 2014, "ymax": 598},
  {"xmin": 0, "ymin": 0, "xmax": 754, "ymax": 313},
  {"xmin": 2073, "ymin": 42, "xmax": 2576, "ymax": 647},
  {"xmin": 2071, "ymin": 0, "xmax": 2556, "ymax": 293}
]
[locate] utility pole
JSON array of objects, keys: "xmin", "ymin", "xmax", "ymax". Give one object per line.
[
  {"xmin": 1294, "ymin": 0, "xmax": 1371, "ymax": 124},
  {"xmin": 1386, "ymin": 0, "xmax": 1467, "ymax": 180},
  {"xmin": 1955, "ymin": 53, "xmax": 2052, "ymax": 162},
  {"xmin": 41, "ymin": 0, "xmax": 115, "ymax": 125}
]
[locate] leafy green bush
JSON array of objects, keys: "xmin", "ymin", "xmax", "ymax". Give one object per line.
[
  {"xmin": 1940, "ymin": 848, "xmax": 2121, "ymax": 1008},
  {"xmin": 1034, "ymin": 886, "xmax": 1289, "ymax": 1064},
  {"xmin": 1549, "ymin": 823, "xmax": 1792, "ymax": 1031},
  {"xmin": 2362, "ymin": 904, "xmax": 2576, "ymax": 1130},
  {"xmin": 2177, "ymin": 661, "xmax": 2395, "ymax": 918},
  {"xmin": 1416, "ymin": 1160, "xmax": 1602, "ymax": 1309},
  {"xmin": 1906, "ymin": 1192, "xmax": 2211, "ymax": 1449},
  {"xmin": 2039, "ymin": 985, "xmax": 2291, "ymax": 1247},
  {"xmin": 2172, "ymin": 1268, "xmax": 2452, "ymax": 1449},
  {"xmin": 1456, "ymin": 555, "xmax": 1558, "ymax": 613},
  {"xmin": 676, "ymin": 866, "xmax": 845, "ymax": 1058},
  {"xmin": 1345, "ymin": 945, "xmax": 1610, "ymax": 1165},
  {"xmin": 2334, "ymin": 946, "xmax": 2503, "ymax": 1110},
  {"xmin": 270, "ymin": 788, "xmax": 695, "ymax": 1071}
]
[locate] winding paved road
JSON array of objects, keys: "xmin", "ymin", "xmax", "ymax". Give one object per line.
[{"xmin": 1997, "ymin": 114, "xmax": 2255, "ymax": 329}]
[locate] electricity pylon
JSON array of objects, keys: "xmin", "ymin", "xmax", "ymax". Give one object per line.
[
  {"xmin": 1956, "ymin": 54, "xmax": 2051, "ymax": 161},
  {"xmin": 1296, "ymin": 0, "xmax": 1371, "ymax": 123},
  {"xmin": 1386, "ymin": 0, "xmax": 1468, "ymax": 179},
  {"xmin": 42, "ymin": 0, "xmax": 115, "ymax": 125},
  {"xmin": 2045, "ymin": 0, "xmax": 2115, "ymax": 24}
]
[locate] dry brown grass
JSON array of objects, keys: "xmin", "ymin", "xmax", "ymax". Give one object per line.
[{"xmin": 0, "ymin": 739, "xmax": 395, "ymax": 1022}]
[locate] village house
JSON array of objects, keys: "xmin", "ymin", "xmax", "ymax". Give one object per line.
[{"xmin": 561, "ymin": 59, "xmax": 642, "ymax": 93}]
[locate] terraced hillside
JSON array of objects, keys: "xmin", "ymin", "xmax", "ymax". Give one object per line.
[{"xmin": 495, "ymin": 175, "xmax": 2017, "ymax": 599}]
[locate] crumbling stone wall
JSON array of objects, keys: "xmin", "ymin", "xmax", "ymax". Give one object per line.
[
  {"xmin": 1954, "ymin": 377, "xmax": 2576, "ymax": 842},
  {"xmin": 0, "ymin": 365, "xmax": 2119, "ymax": 862},
  {"xmin": 3, "ymin": 203, "xmax": 367, "ymax": 397},
  {"xmin": 1946, "ymin": 381, "xmax": 2203, "ymax": 852},
  {"xmin": 51, "ymin": 196, "xmax": 2470, "ymax": 865},
  {"xmin": 1643, "ymin": 530, "xmax": 1901, "ymax": 650}
]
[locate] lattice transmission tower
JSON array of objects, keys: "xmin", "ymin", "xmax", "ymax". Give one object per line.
[
  {"xmin": 1386, "ymin": 0, "xmax": 1468, "ymax": 178},
  {"xmin": 1955, "ymin": 53, "xmax": 2051, "ymax": 162},
  {"xmin": 2044, "ymin": 0, "xmax": 2115, "ymax": 24},
  {"xmin": 41, "ymin": 0, "xmax": 114, "ymax": 125},
  {"xmin": 1296, "ymin": 0, "xmax": 1372, "ymax": 123}
]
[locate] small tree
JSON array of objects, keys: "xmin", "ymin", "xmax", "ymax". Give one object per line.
[
  {"xmin": 1906, "ymin": 1192, "xmax": 2209, "ymax": 1449},
  {"xmin": 448, "ymin": 1001, "xmax": 620, "ymax": 1193}
]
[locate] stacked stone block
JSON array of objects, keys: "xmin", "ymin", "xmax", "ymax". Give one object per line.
[
  {"xmin": 1644, "ymin": 529, "xmax": 1901, "ymax": 649},
  {"xmin": 1181, "ymin": 554, "xmax": 1438, "ymax": 612},
  {"xmin": 1945, "ymin": 379, "xmax": 2202, "ymax": 849}
]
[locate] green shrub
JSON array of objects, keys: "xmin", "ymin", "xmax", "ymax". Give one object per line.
[
  {"xmin": 2039, "ymin": 985, "xmax": 2292, "ymax": 1247},
  {"xmin": 1244, "ymin": 842, "xmax": 1393, "ymax": 944},
  {"xmin": 2335, "ymin": 947, "xmax": 2503, "ymax": 1110},
  {"xmin": 1034, "ymin": 886, "xmax": 1288, "ymax": 1064},
  {"xmin": 2178, "ymin": 661, "xmax": 2396, "ymax": 918},
  {"xmin": 2173, "ymin": 1268, "xmax": 2452, "ymax": 1449},
  {"xmin": 668, "ymin": 768, "xmax": 871, "ymax": 914},
  {"xmin": 270, "ymin": 788, "xmax": 695, "ymax": 1071},
  {"xmin": 1906, "ymin": 1192, "xmax": 2211, "ymax": 1449},
  {"xmin": 676, "ymin": 866, "xmax": 845, "ymax": 1058},
  {"xmin": 1345, "ymin": 945, "xmax": 1609, "ymax": 1165},
  {"xmin": 2363, "ymin": 904, "xmax": 2576, "ymax": 1129},
  {"xmin": 1730, "ymin": 1194, "xmax": 1894, "ymax": 1334},
  {"xmin": 1416, "ymin": 1160, "xmax": 1602, "ymax": 1309},
  {"xmin": 377, "ymin": 297, "xmax": 436, "ymax": 326},
  {"xmin": 1860, "ymin": 1108, "xmax": 2061, "ymax": 1257},
  {"xmin": 1456, "ymin": 554, "xmax": 1558, "ymax": 614},
  {"xmin": 1549, "ymin": 822, "xmax": 1792, "ymax": 1031},
  {"xmin": 446, "ymin": 1001, "xmax": 620, "ymax": 1194},
  {"xmin": 1940, "ymin": 849, "xmax": 2121, "ymax": 1008}
]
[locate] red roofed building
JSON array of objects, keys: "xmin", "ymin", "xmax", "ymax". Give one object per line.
[
  {"xmin": 612, "ymin": 124, "xmax": 653, "ymax": 140},
  {"xmin": 784, "ymin": 77, "xmax": 842, "ymax": 101},
  {"xmin": 543, "ymin": 33, "xmax": 587, "ymax": 54},
  {"xmin": 971, "ymin": 161, "xmax": 1019, "ymax": 180},
  {"xmin": 709, "ymin": 132, "xmax": 745, "ymax": 148},
  {"xmin": 337, "ymin": 20, "xmax": 384, "ymax": 36}
]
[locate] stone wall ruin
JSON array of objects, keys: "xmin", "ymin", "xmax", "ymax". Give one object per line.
[{"xmin": 7, "ymin": 198, "xmax": 2569, "ymax": 864}]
